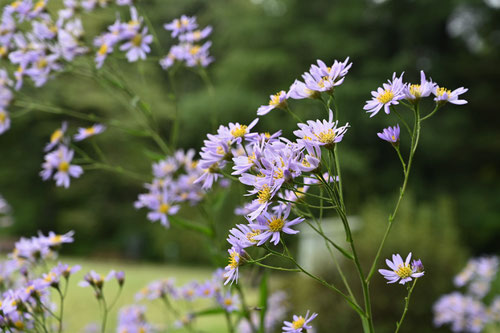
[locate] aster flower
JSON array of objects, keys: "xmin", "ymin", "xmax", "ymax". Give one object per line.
[
  {"xmin": 404, "ymin": 70, "xmax": 436, "ymax": 102},
  {"xmin": 41, "ymin": 145, "xmax": 83, "ymax": 188},
  {"xmin": 120, "ymin": 27, "xmax": 153, "ymax": 62},
  {"xmin": 378, "ymin": 253, "xmax": 424, "ymax": 285},
  {"xmin": 249, "ymin": 205, "xmax": 304, "ymax": 246},
  {"xmin": 364, "ymin": 72, "xmax": 405, "ymax": 117},
  {"xmin": 282, "ymin": 311, "xmax": 318, "ymax": 333},
  {"xmin": 288, "ymin": 80, "xmax": 320, "ymax": 100},
  {"xmin": 227, "ymin": 223, "xmax": 262, "ymax": 249},
  {"xmin": 228, "ymin": 118, "xmax": 259, "ymax": 144},
  {"xmin": 0, "ymin": 109, "xmax": 10, "ymax": 134},
  {"xmin": 223, "ymin": 246, "xmax": 245, "ymax": 285},
  {"xmin": 45, "ymin": 122, "xmax": 68, "ymax": 152},
  {"xmin": 377, "ymin": 124, "xmax": 400, "ymax": 144},
  {"xmin": 164, "ymin": 15, "xmax": 198, "ymax": 38},
  {"xmin": 301, "ymin": 58, "xmax": 352, "ymax": 94},
  {"xmin": 257, "ymin": 90, "xmax": 288, "ymax": 116},
  {"xmin": 294, "ymin": 109, "xmax": 350, "ymax": 149},
  {"xmin": 74, "ymin": 124, "xmax": 106, "ymax": 141},
  {"xmin": 40, "ymin": 230, "xmax": 74, "ymax": 247},
  {"xmin": 433, "ymin": 85, "xmax": 468, "ymax": 105},
  {"xmin": 217, "ymin": 291, "xmax": 239, "ymax": 312},
  {"xmin": 179, "ymin": 26, "xmax": 213, "ymax": 43},
  {"xmin": 136, "ymin": 187, "xmax": 180, "ymax": 228}
]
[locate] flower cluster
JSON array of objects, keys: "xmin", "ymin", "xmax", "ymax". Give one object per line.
[
  {"xmin": 40, "ymin": 121, "xmax": 106, "ymax": 188},
  {"xmin": 160, "ymin": 15, "xmax": 213, "ymax": 70},
  {"xmin": 0, "ymin": 231, "xmax": 79, "ymax": 332},
  {"xmin": 135, "ymin": 149, "xmax": 207, "ymax": 228},
  {"xmin": 364, "ymin": 71, "xmax": 468, "ymax": 117},
  {"xmin": 0, "ymin": 70, "xmax": 13, "ymax": 135},
  {"xmin": 434, "ymin": 256, "xmax": 499, "ymax": 332},
  {"xmin": 94, "ymin": 6, "xmax": 153, "ymax": 67}
]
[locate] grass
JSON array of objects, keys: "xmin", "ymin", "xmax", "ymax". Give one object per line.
[{"xmin": 59, "ymin": 257, "xmax": 231, "ymax": 332}]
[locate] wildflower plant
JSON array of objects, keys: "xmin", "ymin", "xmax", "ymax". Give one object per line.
[{"xmin": 0, "ymin": 0, "xmax": 471, "ymax": 332}]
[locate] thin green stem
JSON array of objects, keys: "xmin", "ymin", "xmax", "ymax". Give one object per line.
[
  {"xmin": 284, "ymin": 105, "xmax": 303, "ymax": 123},
  {"xmin": 395, "ymin": 279, "xmax": 418, "ymax": 333},
  {"xmin": 420, "ymin": 104, "xmax": 441, "ymax": 121},
  {"xmin": 224, "ymin": 311, "xmax": 235, "ymax": 333}
]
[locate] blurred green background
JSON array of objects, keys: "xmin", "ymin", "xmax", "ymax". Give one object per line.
[{"xmin": 0, "ymin": 0, "xmax": 499, "ymax": 331}]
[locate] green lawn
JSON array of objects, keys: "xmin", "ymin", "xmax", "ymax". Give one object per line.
[{"xmin": 60, "ymin": 257, "xmax": 230, "ymax": 332}]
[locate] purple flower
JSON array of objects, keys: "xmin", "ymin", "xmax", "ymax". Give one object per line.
[
  {"xmin": 41, "ymin": 145, "xmax": 83, "ymax": 188},
  {"xmin": 120, "ymin": 27, "xmax": 153, "ymax": 62},
  {"xmin": 294, "ymin": 109, "xmax": 350, "ymax": 149},
  {"xmin": 404, "ymin": 70, "xmax": 436, "ymax": 101},
  {"xmin": 433, "ymin": 86, "xmax": 468, "ymax": 105},
  {"xmin": 227, "ymin": 223, "xmax": 262, "ymax": 249},
  {"xmin": 164, "ymin": 15, "xmax": 198, "ymax": 38},
  {"xmin": 217, "ymin": 291, "xmax": 239, "ymax": 312},
  {"xmin": 0, "ymin": 109, "xmax": 10, "ymax": 134},
  {"xmin": 288, "ymin": 80, "xmax": 320, "ymax": 100},
  {"xmin": 179, "ymin": 26, "xmax": 212, "ymax": 43},
  {"xmin": 301, "ymin": 58, "xmax": 352, "ymax": 94},
  {"xmin": 257, "ymin": 90, "xmax": 288, "ymax": 116},
  {"xmin": 44, "ymin": 121, "xmax": 68, "ymax": 152},
  {"xmin": 364, "ymin": 72, "xmax": 405, "ymax": 117},
  {"xmin": 249, "ymin": 205, "xmax": 304, "ymax": 246},
  {"xmin": 282, "ymin": 311, "xmax": 318, "ymax": 333},
  {"xmin": 378, "ymin": 253, "xmax": 424, "ymax": 285},
  {"xmin": 74, "ymin": 124, "xmax": 106, "ymax": 141},
  {"xmin": 377, "ymin": 124, "xmax": 400, "ymax": 144},
  {"xmin": 223, "ymin": 246, "xmax": 245, "ymax": 285}
]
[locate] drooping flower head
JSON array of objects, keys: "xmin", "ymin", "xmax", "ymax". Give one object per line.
[
  {"xmin": 377, "ymin": 124, "xmax": 400, "ymax": 144},
  {"xmin": 364, "ymin": 72, "xmax": 405, "ymax": 117},
  {"xmin": 45, "ymin": 121, "xmax": 68, "ymax": 152},
  {"xmin": 74, "ymin": 123, "xmax": 106, "ymax": 141},
  {"xmin": 379, "ymin": 253, "xmax": 424, "ymax": 285},
  {"xmin": 257, "ymin": 90, "xmax": 288, "ymax": 116},
  {"xmin": 0, "ymin": 109, "xmax": 10, "ymax": 134},
  {"xmin": 223, "ymin": 246, "xmax": 245, "ymax": 285}
]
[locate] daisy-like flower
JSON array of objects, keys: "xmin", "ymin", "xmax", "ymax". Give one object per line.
[
  {"xmin": 378, "ymin": 253, "xmax": 424, "ymax": 285},
  {"xmin": 45, "ymin": 122, "xmax": 68, "ymax": 152},
  {"xmin": 288, "ymin": 80, "xmax": 320, "ymax": 100},
  {"xmin": 120, "ymin": 27, "xmax": 153, "ymax": 62},
  {"xmin": 433, "ymin": 85, "xmax": 468, "ymax": 106},
  {"xmin": 74, "ymin": 124, "xmax": 106, "ymax": 141},
  {"xmin": 223, "ymin": 246, "xmax": 245, "ymax": 285},
  {"xmin": 294, "ymin": 109, "xmax": 349, "ymax": 149},
  {"xmin": 404, "ymin": 70, "xmax": 436, "ymax": 102},
  {"xmin": 41, "ymin": 145, "xmax": 83, "ymax": 188},
  {"xmin": 0, "ymin": 109, "xmax": 10, "ymax": 134},
  {"xmin": 217, "ymin": 291, "xmax": 239, "ymax": 312},
  {"xmin": 164, "ymin": 15, "xmax": 198, "ymax": 38},
  {"xmin": 282, "ymin": 311, "xmax": 318, "ymax": 333},
  {"xmin": 257, "ymin": 90, "xmax": 288, "ymax": 116},
  {"xmin": 250, "ymin": 205, "xmax": 304, "ymax": 246},
  {"xmin": 228, "ymin": 118, "xmax": 259, "ymax": 144},
  {"xmin": 40, "ymin": 230, "xmax": 74, "ymax": 247},
  {"xmin": 364, "ymin": 72, "xmax": 405, "ymax": 117},
  {"xmin": 377, "ymin": 124, "xmax": 400, "ymax": 144}
]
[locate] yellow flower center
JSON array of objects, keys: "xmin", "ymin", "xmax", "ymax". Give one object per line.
[
  {"xmin": 391, "ymin": 135, "xmax": 396, "ymax": 141},
  {"xmin": 274, "ymin": 168, "xmax": 284, "ymax": 179},
  {"xmin": 158, "ymin": 203, "xmax": 170, "ymax": 214},
  {"xmin": 435, "ymin": 87, "xmax": 451, "ymax": 97},
  {"xmin": 257, "ymin": 185, "xmax": 271, "ymax": 204},
  {"xmin": 395, "ymin": 264, "xmax": 412, "ymax": 279},
  {"xmin": 34, "ymin": 0, "xmax": 45, "ymax": 11},
  {"xmin": 98, "ymin": 44, "xmax": 108, "ymax": 56},
  {"xmin": 14, "ymin": 321, "xmax": 24, "ymax": 330},
  {"xmin": 132, "ymin": 34, "xmax": 142, "ymax": 47},
  {"xmin": 58, "ymin": 161, "xmax": 69, "ymax": 172},
  {"xmin": 193, "ymin": 30, "xmax": 202, "ymax": 40},
  {"xmin": 315, "ymin": 129, "xmax": 336, "ymax": 144},
  {"xmin": 50, "ymin": 129, "xmax": 63, "ymax": 143},
  {"xmin": 292, "ymin": 316, "xmax": 305, "ymax": 329},
  {"xmin": 269, "ymin": 92, "xmax": 282, "ymax": 106},
  {"xmin": 409, "ymin": 84, "xmax": 421, "ymax": 98},
  {"xmin": 11, "ymin": 1, "xmax": 21, "ymax": 9},
  {"xmin": 268, "ymin": 216, "xmax": 284, "ymax": 232},
  {"xmin": 246, "ymin": 229, "xmax": 261, "ymax": 243},
  {"xmin": 377, "ymin": 89, "xmax": 394, "ymax": 104},
  {"xmin": 84, "ymin": 127, "xmax": 96, "ymax": 136},
  {"xmin": 228, "ymin": 251, "xmax": 239, "ymax": 269},
  {"xmin": 0, "ymin": 46, "xmax": 7, "ymax": 57},
  {"xmin": 231, "ymin": 125, "xmax": 248, "ymax": 138},
  {"xmin": 0, "ymin": 112, "xmax": 6, "ymax": 124},
  {"xmin": 44, "ymin": 272, "xmax": 56, "ymax": 282},
  {"xmin": 25, "ymin": 285, "xmax": 35, "ymax": 294},
  {"xmin": 190, "ymin": 45, "xmax": 201, "ymax": 55},
  {"xmin": 302, "ymin": 159, "xmax": 311, "ymax": 167},
  {"xmin": 50, "ymin": 235, "xmax": 62, "ymax": 243}
]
